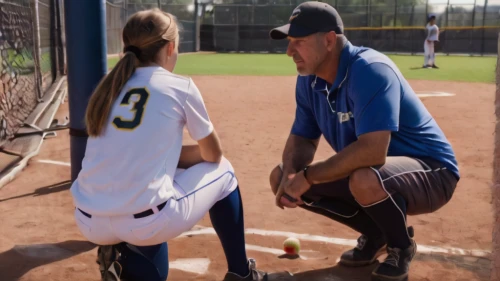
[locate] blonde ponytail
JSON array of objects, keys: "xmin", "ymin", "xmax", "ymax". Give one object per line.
[
  {"xmin": 85, "ymin": 51, "xmax": 138, "ymax": 137},
  {"xmin": 84, "ymin": 8, "xmax": 179, "ymax": 137}
]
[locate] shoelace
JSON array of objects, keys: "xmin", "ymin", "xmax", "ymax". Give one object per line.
[
  {"xmin": 356, "ymin": 235, "xmax": 368, "ymax": 250},
  {"xmin": 383, "ymin": 247, "xmax": 400, "ymax": 267}
]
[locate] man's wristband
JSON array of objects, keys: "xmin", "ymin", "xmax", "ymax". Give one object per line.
[{"xmin": 303, "ymin": 165, "xmax": 313, "ymax": 185}]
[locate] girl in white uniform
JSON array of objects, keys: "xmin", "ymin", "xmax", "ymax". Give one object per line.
[
  {"xmin": 70, "ymin": 9, "xmax": 271, "ymax": 281},
  {"xmin": 424, "ymin": 14, "xmax": 439, "ymax": 69}
]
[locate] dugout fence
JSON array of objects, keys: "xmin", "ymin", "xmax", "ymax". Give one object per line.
[
  {"xmin": 106, "ymin": 0, "xmax": 198, "ymax": 54},
  {"xmin": 199, "ymin": 0, "xmax": 500, "ymax": 55},
  {"xmin": 0, "ymin": 0, "xmax": 66, "ymax": 146},
  {"xmin": 105, "ymin": 0, "xmax": 499, "ymax": 55}
]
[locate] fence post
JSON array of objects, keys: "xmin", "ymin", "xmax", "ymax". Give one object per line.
[
  {"xmin": 366, "ymin": 0, "xmax": 370, "ymax": 27},
  {"xmin": 481, "ymin": 0, "xmax": 488, "ymax": 55},
  {"xmin": 30, "ymin": 0, "xmax": 44, "ymax": 101},
  {"xmin": 445, "ymin": 0, "xmax": 450, "ymax": 56},
  {"xmin": 470, "ymin": 0, "xmax": 477, "ymax": 55},
  {"xmin": 393, "ymin": 0, "xmax": 397, "ymax": 53},
  {"xmin": 55, "ymin": 0, "xmax": 65, "ymax": 76},
  {"xmin": 64, "ymin": 0, "xmax": 107, "ymax": 182},
  {"xmin": 425, "ymin": 0, "xmax": 428, "ymax": 24},
  {"xmin": 194, "ymin": 0, "xmax": 200, "ymax": 52},
  {"xmin": 50, "ymin": 0, "xmax": 58, "ymax": 83}
]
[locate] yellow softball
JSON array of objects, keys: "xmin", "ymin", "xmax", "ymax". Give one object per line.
[{"xmin": 283, "ymin": 237, "xmax": 301, "ymax": 255}]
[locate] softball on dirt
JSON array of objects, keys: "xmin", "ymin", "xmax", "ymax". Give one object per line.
[{"xmin": 283, "ymin": 237, "xmax": 300, "ymax": 255}]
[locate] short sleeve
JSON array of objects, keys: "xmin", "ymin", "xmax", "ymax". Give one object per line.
[
  {"xmin": 183, "ymin": 79, "xmax": 214, "ymax": 141},
  {"xmin": 350, "ymin": 63, "xmax": 401, "ymax": 137},
  {"xmin": 290, "ymin": 77, "xmax": 322, "ymax": 139}
]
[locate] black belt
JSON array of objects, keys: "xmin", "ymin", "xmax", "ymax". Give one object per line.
[{"xmin": 78, "ymin": 201, "xmax": 168, "ymax": 219}]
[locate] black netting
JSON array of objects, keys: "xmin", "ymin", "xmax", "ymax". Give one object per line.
[
  {"xmin": 0, "ymin": 0, "xmax": 37, "ymax": 143},
  {"xmin": 106, "ymin": 2, "xmax": 126, "ymax": 55},
  {"xmin": 0, "ymin": 0, "xmax": 63, "ymax": 145},
  {"xmin": 104, "ymin": 1, "xmax": 500, "ymax": 56},
  {"xmin": 199, "ymin": 1, "xmax": 499, "ymax": 55}
]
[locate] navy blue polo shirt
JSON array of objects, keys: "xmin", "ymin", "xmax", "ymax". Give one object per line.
[{"xmin": 291, "ymin": 41, "xmax": 459, "ymax": 178}]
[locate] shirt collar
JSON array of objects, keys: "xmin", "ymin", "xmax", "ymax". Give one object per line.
[{"xmin": 311, "ymin": 41, "xmax": 353, "ymax": 93}]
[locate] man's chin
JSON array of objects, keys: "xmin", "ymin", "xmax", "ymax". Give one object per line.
[{"xmin": 296, "ymin": 69, "xmax": 312, "ymax": 76}]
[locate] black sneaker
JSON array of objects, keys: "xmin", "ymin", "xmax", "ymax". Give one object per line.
[
  {"xmin": 432, "ymin": 64, "xmax": 439, "ymax": 69},
  {"xmin": 371, "ymin": 239, "xmax": 417, "ymax": 281},
  {"xmin": 339, "ymin": 226, "xmax": 414, "ymax": 267},
  {"xmin": 338, "ymin": 234, "xmax": 387, "ymax": 267},
  {"xmin": 223, "ymin": 259, "xmax": 268, "ymax": 281},
  {"xmin": 96, "ymin": 244, "xmax": 123, "ymax": 281}
]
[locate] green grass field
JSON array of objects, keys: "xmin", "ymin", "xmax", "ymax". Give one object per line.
[{"xmin": 108, "ymin": 53, "xmax": 497, "ymax": 83}]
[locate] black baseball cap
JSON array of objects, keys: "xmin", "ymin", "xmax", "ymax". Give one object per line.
[{"xmin": 269, "ymin": 1, "xmax": 344, "ymax": 40}]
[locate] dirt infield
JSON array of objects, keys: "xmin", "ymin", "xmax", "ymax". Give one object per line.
[{"xmin": 0, "ymin": 76, "xmax": 494, "ymax": 281}]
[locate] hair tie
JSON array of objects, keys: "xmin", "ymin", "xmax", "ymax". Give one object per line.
[{"xmin": 124, "ymin": 45, "xmax": 141, "ymax": 57}]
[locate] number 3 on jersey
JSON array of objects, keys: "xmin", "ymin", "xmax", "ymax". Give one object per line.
[{"xmin": 112, "ymin": 88, "xmax": 150, "ymax": 130}]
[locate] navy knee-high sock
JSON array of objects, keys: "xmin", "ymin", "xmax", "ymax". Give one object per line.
[
  {"xmin": 209, "ymin": 186, "xmax": 249, "ymax": 277},
  {"xmin": 362, "ymin": 193, "xmax": 412, "ymax": 250}
]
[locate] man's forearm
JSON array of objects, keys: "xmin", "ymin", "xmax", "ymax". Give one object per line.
[
  {"xmin": 307, "ymin": 132, "xmax": 390, "ymax": 184},
  {"xmin": 281, "ymin": 134, "xmax": 319, "ymax": 175}
]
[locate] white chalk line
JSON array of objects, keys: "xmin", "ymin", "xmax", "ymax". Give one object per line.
[
  {"xmin": 178, "ymin": 226, "xmax": 491, "ymax": 258},
  {"xmin": 168, "ymin": 245, "xmax": 317, "ymax": 275},
  {"xmin": 416, "ymin": 91, "xmax": 455, "ymax": 98},
  {"xmin": 36, "ymin": 159, "xmax": 71, "ymax": 166},
  {"xmin": 169, "ymin": 258, "xmax": 210, "ymax": 275}
]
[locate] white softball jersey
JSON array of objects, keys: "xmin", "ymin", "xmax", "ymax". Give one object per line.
[{"xmin": 70, "ymin": 66, "xmax": 214, "ymax": 217}]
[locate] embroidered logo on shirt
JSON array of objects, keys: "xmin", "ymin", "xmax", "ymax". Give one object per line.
[{"xmin": 338, "ymin": 112, "xmax": 353, "ymax": 123}]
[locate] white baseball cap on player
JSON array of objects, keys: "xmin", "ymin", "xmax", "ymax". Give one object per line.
[{"xmin": 269, "ymin": 1, "xmax": 344, "ymax": 40}]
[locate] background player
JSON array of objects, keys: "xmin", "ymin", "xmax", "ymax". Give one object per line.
[
  {"xmin": 70, "ymin": 9, "xmax": 270, "ymax": 281},
  {"xmin": 267, "ymin": 2, "xmax": 459, "ymax": 281},
  {"xmin": 424, "ymin": 14, "xmax": 439, "ymax": 69}
]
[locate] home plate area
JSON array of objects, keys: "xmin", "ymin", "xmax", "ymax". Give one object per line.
[{"xmin": 165, "ymin": 225, "xmax": 491, "ymax": 281}]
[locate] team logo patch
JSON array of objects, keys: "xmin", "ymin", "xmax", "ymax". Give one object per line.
[
  {"xmin": 338, "ymin": 112, "xmax": 353, "ymax": 123},
  {"xmin": 289, "ymin": 8, "xmax": 300, "ymax": 22}
]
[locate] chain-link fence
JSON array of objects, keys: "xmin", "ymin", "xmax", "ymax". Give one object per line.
[
  {"xmin": 199, "ymin": 0, "xmax": 500, "ymax": 55},
  {"xmin": 106, "ymin": 0, "xmax": 198, "ymax": 54},
  {"xmin": 0, "ymin": 0, "xmax": 65, "ymax": 146}
]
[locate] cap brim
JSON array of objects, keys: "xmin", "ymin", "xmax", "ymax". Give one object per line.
[
  {"xmin": 270, "ymin": 24, "xmax": 320, "ymax": 40},
  {"xmin": 269, "ymin": 24, "xmax": 290, "ymax": 40}
]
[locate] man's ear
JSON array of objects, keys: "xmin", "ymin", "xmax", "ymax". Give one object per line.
[{"xmin": 325, "ymin": 31, "xmax": 337, "ymax": 52}]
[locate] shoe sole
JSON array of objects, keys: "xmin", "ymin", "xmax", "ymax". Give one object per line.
[
  {"xmin": 338, "ymin": 245, "xmax": 387, "ymax": 267},
  {"xmin": 370, "ymin": 241, "xmax": 417, "ymax": 281}
]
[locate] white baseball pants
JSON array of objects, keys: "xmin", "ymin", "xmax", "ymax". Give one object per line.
[
  {"xmin": 424, "ymin": 40, "xmax": 435, "ymax": 66},
  {"xmin": 73, "ymin": 156, "xmax": 239, "ymax": 246}
]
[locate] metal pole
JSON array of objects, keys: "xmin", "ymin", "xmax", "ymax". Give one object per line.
[
  {"xmin": 470, "ymin": 0, "xmax": 477, "ymax": 55},
  {"xmin": 481, "ymin": 0, "xmax": 488, "ymax": 55},
  {"xmin": 194, "ymin": 0, "xmax": 199, "ymax": 52},
  {"xmin": 393, "ymin": 0, "xmax": 397, "ymax": 52},
  {"xmin": 157, "ymin": 0, "xmax": 161, "ymax": 9},
  {"xmin": 394, "ymin": 0, "xmax": 397, "ymax": 27},
  {"xmin": 410, "ymin": 3, "xmax": 415, "ymax": 54},
  {"xmin": 425, "ymin": 0, "xmax": 429, "ymax": 23},
  {"xmin": 445, "ymin": 0, "xmax": 450, "ymax": 28},
  {"xmin": 472, "ymin": 0, "xmax": 477, "ymax": 27},
  {"xmin": 64, "ymin": 0, "xmax": 107, "ymax": 182},
  {"xmin": 366, "ymin": 0, "xmax": 370, "ymax": 27}
]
